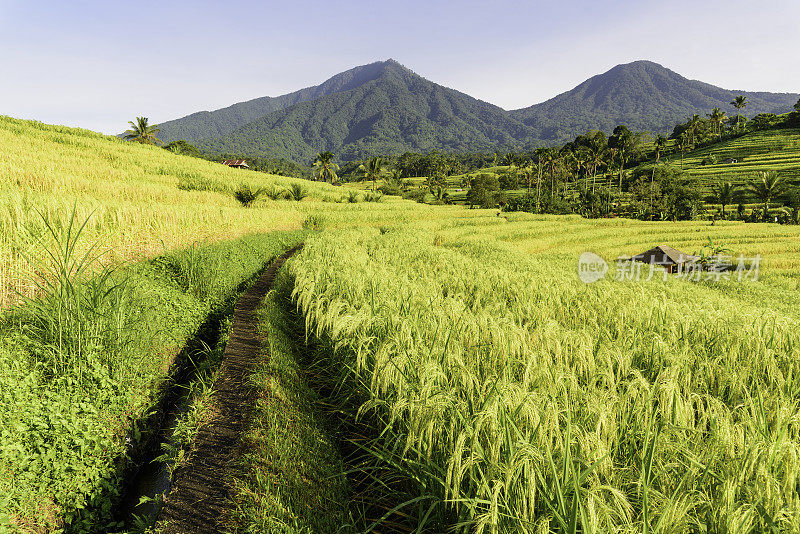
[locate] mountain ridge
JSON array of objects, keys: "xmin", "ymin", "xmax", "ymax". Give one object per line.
[{"xmin": 157, "ymin": 59, "xmax": 799, "ymax": 161}]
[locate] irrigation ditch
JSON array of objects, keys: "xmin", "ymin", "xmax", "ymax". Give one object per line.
[{"xmin": 102, "ymin": 245, "xmax": 304, "ymax": 533}]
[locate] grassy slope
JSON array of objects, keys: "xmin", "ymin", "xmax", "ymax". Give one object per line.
[
  {"xmin": 666, "ymin": 128, "xmax": 800, "ymax": 193},
  {"xmin": 0, "ymin": 115, "xmax": 342, "ymax": 308}
]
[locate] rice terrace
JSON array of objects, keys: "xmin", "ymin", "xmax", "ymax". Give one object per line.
[{"xmin": 2, "ymin": 2, "xmax": 800, "ymax": 533}]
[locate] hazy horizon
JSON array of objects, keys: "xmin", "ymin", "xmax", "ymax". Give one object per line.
[{"xmin": 1, "ymin": 0, "xmax": 798, "ymax": 134}]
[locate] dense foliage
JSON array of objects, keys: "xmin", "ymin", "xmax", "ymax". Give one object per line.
[
  {"xmin": 510, "ymin": 60, "xmax": 799, "ymax": 141},
  {"xmin": 156, "ymin": 61, "xmax": 398, "ymax": 144}
]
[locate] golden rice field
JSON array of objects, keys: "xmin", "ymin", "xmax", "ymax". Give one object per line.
[
  {"xmin": 3, "ymin": 116, "xmax": 800, "ymax": 531},
  {"xmin": 288, "ymin": 221, "xmax": 800, "ymax": 531}
]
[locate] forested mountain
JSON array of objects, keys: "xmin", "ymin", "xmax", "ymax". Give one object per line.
[
  {"xmin": 194, "ymin": 60, "xmax": 531, "ymax": 161},
  {"xmin": 509, "ymin": 60, "xmax": 799, "ymax": 142},
  {"xmin": 156, "ymin": 59, "xmax": 799, "ymax": 162},
  {"xmin": 157, "ymin": 61, "xmax": 401, "ymax": 143}
]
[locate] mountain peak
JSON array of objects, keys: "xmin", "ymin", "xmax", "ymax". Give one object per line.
[{"xmin": 158, "ymin": 59, "xmax": 800, "ymax": 158}]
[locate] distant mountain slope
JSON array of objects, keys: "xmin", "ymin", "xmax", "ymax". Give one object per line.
[
  {"xmin": 194, "ymin": 60, "xmax": 532, "ymax": 161},
  {"xmin": 156, "ymin": 61, "xmax": 398, "ymax": 143},
  {"xmin": 509, "ymin": 60, "xmax": 799, "ymax": 142},
  {"xmin": 156, "ymin": 59, "xmax": 799, "ymax": 161}
]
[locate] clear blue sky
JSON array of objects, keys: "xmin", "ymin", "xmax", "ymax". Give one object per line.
[{"xmin": 1, "ymin": 0, "xmax": 797, "ymax": 134}]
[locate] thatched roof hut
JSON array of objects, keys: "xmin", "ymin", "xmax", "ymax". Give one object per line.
[{"xmin": 631, "ymin": 245, "xmax": 699, "ymax": 273}]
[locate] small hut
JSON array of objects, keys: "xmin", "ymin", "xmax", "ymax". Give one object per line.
[
  {"xmin": 722, "ymin": 158, "xmax": 738, "ymax": 164},
  {"xmin": 631, "ymin": 245, "xmax": 699, "ymax": 273},
  {"xmin": 222, "ymin": 159, "xmax": 249, "ymax": 169}
]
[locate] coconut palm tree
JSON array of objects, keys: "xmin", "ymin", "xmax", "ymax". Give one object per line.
[
  {"xmin": 312, "ymin": 151, "xmax": 339, "ymax": 183},
  {"xmin": 358, "ymin": 156, "xmax": 387, "ymax": 192},
  {"xmin": 712, "ymin": 182, "xmax": 737, "ymax": 218},
  {"xmin": 708, "ymin": 107, "xmax": 727, "ymax": 138},
  {"xmin": 748, "ymin": 171, "xmax": 787, "ymax": 221},
  {"xmin": 586, "ymin": 144, "xmax": 607, "ymax": 195},
  {"xmin": 687, "ymin": 114, "xmax": 702, "ymax": 145},
  {"xmin": 731, "ymin": 95, "xmax": 748, "ymax": 131},
  {"xmin": 123, "ymin": 117, "xmax": 162, "ymax": 145},
  {"xmin": 678, "ymin": 132, "xmax": 690, "ymax": 170},
  {"xmin": 650, "ymin": 135, "xmax": 669, "ymax": 209},
  {"xmin": 653, "ymin": 135, "xmax": 668, "ymax": 163},
  {"xmin": 519, "ymin": 161, "xmax": 535, "ymax": 196}
]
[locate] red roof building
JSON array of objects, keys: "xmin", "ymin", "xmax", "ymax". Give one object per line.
[{"xmin": 222, "ymin": 159, "xmax": 249, "ymax": 169}]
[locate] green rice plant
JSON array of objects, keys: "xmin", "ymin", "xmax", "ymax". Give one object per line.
[
  {"xmin": 301, "ymin": 214, "xmax": 325, "ymax": 232},
  {"xmin": 348, "ymin": 191, "xmax": 361, "ymax": 203},
  {"xmin": 287, "ymin": 228, "xmax": 800, "ymax": 532}
]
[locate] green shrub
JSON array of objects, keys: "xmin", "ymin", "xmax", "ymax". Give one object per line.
[
  {"xmin": 263, "ymin": 184, "xmax": 287, "ymax": 200},
  {"xmin": 288, "ymin": 184, "xmax": 308, "ymax": 201},
  {"xmin": 234, "ymin": 184, "xmax": 264, "ymax": 207}
]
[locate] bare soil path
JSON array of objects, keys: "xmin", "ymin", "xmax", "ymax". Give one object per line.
[{"xmin": 158, "ymin": 245, "xmax": 303, "ymax": 534}]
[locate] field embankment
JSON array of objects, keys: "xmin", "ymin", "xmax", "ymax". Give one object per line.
[
  {"xmin": 157, "ymin": 245, "xmax": 303, "ymax": 534},
  {"xmin": 0, "ymin": 229, "xmax": 303, "ymax": 532}
]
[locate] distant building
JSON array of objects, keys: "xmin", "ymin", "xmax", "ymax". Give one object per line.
[
  {"xmin": 222, "ymin": 159, "xmax": 249, "ymax": 169},
  {"xmin": 630, "ymin": 245, "xmax": 699, "ymax": 273},
  {"xmin": 722, "ymin": 158, "xmax": 738, "ymax": 164}
]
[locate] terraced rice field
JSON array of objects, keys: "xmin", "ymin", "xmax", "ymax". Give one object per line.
[{"xmin": 3, "ymin": 116, "xmax": 800, "ymax": 532}]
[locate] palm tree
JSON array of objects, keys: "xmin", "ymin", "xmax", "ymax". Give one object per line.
[
  {"xmin": 678, "ymin": 132, "xmax": 690, "ymax": 170},
  {"xmin": 358, "ymin": 157, "xmax": 387, "ymax": 192},
  {"xmin": 748, "ymin": 171, "xmax": 787, "ymax": 221},
  {"xmin": 520, "ymin": 162, "xmax": 535, "ymax": 195},
  {"xmin": 653, "ymin": 135, "xmax": 668, "ymax": 164},
  {"xmin": 731, "ymin": 95, "xmax": 748, "ymax": 131},
  {"xmin": 649, "ymin": 135, "xmax": 669, "ymax": 212},
  {"xmin": 687, "ymin": 114, "xmax": 702, "ymax": 145},
  {"xmin": 123, "ymin": 117, "xmax": 162, "ymax": 145},
  {"xmin": 312, "ymin": 151, "xmax": 339, "ymax": 183},
  {"xmin": 586, "ymin": 144, "xmax": 607, "ymax": 195},
  {"xmin": 713, "ymin": 182, "xmax": 737, "ymax": 218},
  {"xmin": 708, "ymin": 108, "xmax": 727, "ymax": 138},
  {"xmin": 611, "ymin": 128, "xmax": 641, "ymax": 195},
  {"xmin": 795, "ymin": 98, "xmax": 800, "ymax": 113}
]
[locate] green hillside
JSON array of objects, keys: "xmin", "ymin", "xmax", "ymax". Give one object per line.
[
  {"xmin": 156, "ymin": 61, "xmax": 401, "ymax": 143},
  {"xmin": 509, "ymin": 60, "xmax": 799, "ymax": 143},
  {"xmin": 668, "ymin": 128, "xmax": 800, "ymax": 193},
  {"xmin": 156, "ymin": 60, "xmax": 798, "ymax": 163},
  {"xmin": 194, "ymin": 60, "xmax": 530, "ymax": 161}
]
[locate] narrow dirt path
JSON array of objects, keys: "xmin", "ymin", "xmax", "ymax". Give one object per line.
[{"xmin": 158, "ymin": 245, "xmax": 302, "ymax": 534}]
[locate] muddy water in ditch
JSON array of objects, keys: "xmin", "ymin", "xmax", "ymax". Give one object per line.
[
  {"xmin": 113, "ymin": 308, "xmax": 228, "ymax": 529},
  {"xmin": 115, "ymin": 401, "xmax": 186, "ymax": 523}
]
